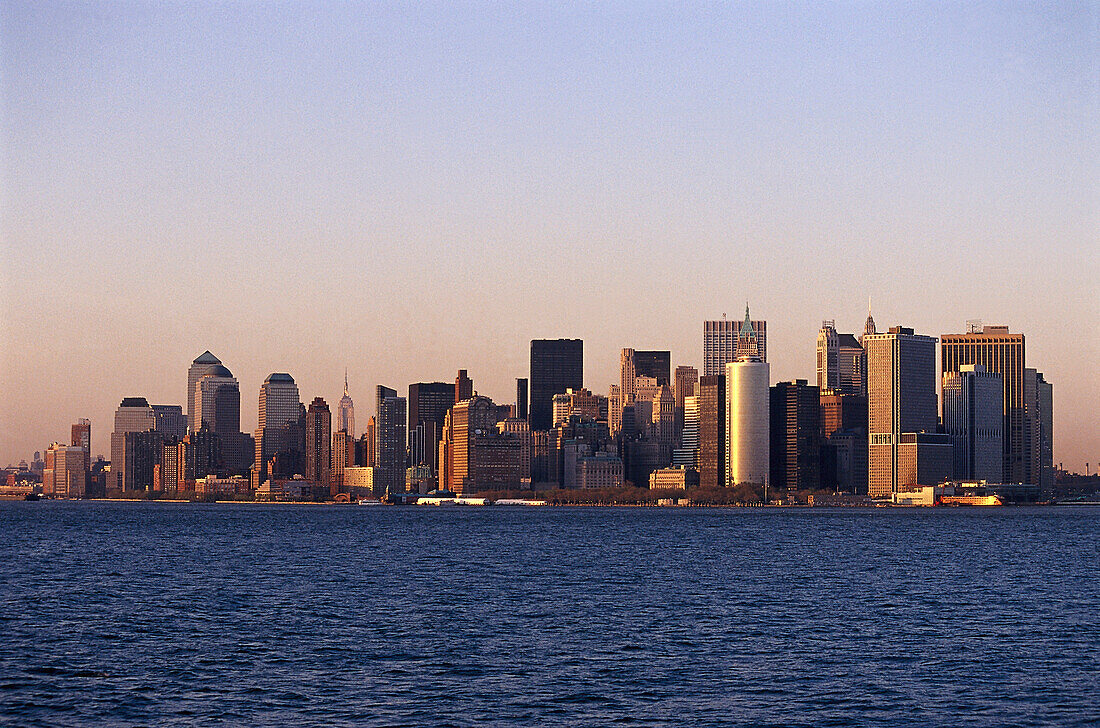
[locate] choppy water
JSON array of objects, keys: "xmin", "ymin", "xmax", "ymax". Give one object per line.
[{"xmin": 0, "ymin": 502, "xmax": 1096, "ymax": 727}]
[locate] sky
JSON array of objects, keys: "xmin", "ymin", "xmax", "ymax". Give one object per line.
[{"xmin": 1, "ymin": 1, "xmax": 1097, "ymax": 470}]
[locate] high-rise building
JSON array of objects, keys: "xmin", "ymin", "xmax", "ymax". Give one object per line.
[
  {"xmin": 866, "ymin": 326, "xmax": 938, "ymax": 498},
  {"xmin": 673, "ymin": 366, "xmax": 698, "ymax": 411},
  {"xmin": 529, "ymin": 339, "xmax": 584, "ymax": 431},
  {"xmin": 941, "ymin": 325, "xmax": 1027, "ymax": 483},
  {"xmin": 1025, "ymin": 369, "xmax": 1054, "ymax": 495},
  {"xmin": 516, "ymin": 378, "xmax": 528, "ymax": 422},
  {"xmin": 253, "ymin": 373, "xmax": 302, "ymax": 486},
  {"xmin": 304, "ymin": 397, "xmax": 332, "ymax": 495},
  {"xmin": 723, "ymin": 308, "xmax": 770, "ymax": 488},
  {"xmin": 193, "ymin": 365, "xmax": 240, "ymax": 436},
  {"xmin": 551, "ymin": 388, "xmax": 601, "ymax": 426},
  {"xmin": 820, "ymin": 391, "xmax": 868, "ymax": 493},
  {"xmin": 408, "ymin": 382, "xmax": 455, "ymax": 473},
  {"xmin": 770, "ymin": 380, "xmax": 821, "ymax": 492},
  {"xmin": 455, "ymin": 370, "xmax": 473, "ymax": 403},
  {"xmin": 817, "ymin": 321, "xmax": 865, "ymax": 396},
  {"xmin": 187, "ymin": 351, "xmax": 223, "ymax": 434},
  {"xmin": 942, "ymin": 364, "xmax": 1003, "ymax": 482},
  {"xmin": 633, "ymin": 351, "xmax": 671, "ymax": 386},
  {"xmin": 331, "ymin": 430, "xmax": 354, "ymax": 494},
  {"xmin": 375, "ymin": 386, "xmax": 407, "ymax": 494},
  {"xmin": 441, "ymin": 395, "xmax": 523, "ymax": 493},
  {"xmin": 697, "ymin": 375, "xmax": 726, "ymax": 488},
  {"xmin": 44, "ymin": 443, "xmax": 87, "ymax": 498},
  {"xmin": 152, "ymin": 405, "xmax": 186, "ymax": 440},
  {"xmin": 704, "ymin": 315, "xmax": 767, "ymax": 376},
  {"xmin": 110, "ymin": 397, "xmax": 155, "ymax": 491},
  {"xmin": 672, "ymin": 393, "xmax": 699, "ymax": 468},
  {"xmin": 71, "ymin": 419, "xmax": 91, "ymax": 474},
  {"xmin": 337, "ymin": 371, "xmax": 356, "ymax": 436}
]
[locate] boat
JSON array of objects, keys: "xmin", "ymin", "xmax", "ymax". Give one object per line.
[
  {"xmin": 357, "ymin": 498, "xmax": 384, "ymax": 506},
  {"xmin": 939, "ymin": 494, "xmax": 1003, "ymax": 506}
]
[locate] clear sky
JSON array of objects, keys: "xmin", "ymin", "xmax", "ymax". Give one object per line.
[{"xmin": 2, "ymin": 2, "xmax": 1097, "ymax": 470}]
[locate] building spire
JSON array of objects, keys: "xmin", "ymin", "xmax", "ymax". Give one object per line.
[
  {"xmin": 736, "ymin": 303, "xmax": 760, "ymax": 360},
  {"xmin": 344, "ymin": 368, "xmax": 349, "ymax": 397}
]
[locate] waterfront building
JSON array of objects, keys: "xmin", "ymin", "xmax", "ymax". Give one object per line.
[
  {"xmin": 942, "ymin": 365, "xmax": 1004, "ymax": 482},
  {"xmin": 252, "ymin": 373, "xmax": 302, "ymax": 487},
  {"xmin": 576, "ymin": 452, "xmax": 624, "ymax": 489},
  {"xmin": 820, "ymin": 390, "xmax": 868, "ymax": 493},
  {"xmin": 159, "ymin": 440, "xmax": 186, "ymax": 494},
  {"xmin": 649, "ymin": 466, "xmax": 699, "ymax": 490},
  {"xmin": 110, "ymin": 397, "xmax": 155, "ymax": 491},
  {"xmin": 940, "ymin": 325, "xmax": 1027, "ymax": 483},
  {"xmin": 724, "ymin": 308, "xmax": 770, "ymax": 488},
  {"xmin": 337, "ymin": 370, "xmax": 356, "ymax": 436},
  {"xmin": 442, "ymin": 396, "xmax": 522, "ymax": 493},
  {"xmin": 497, "ymin": 417, "xmax": 532, "ymax": 485},
  {"xmin": 187, "ymin": 351, "xmax": 223, "ymax": 434},
  {"xmin": 343, "ymin": 466, "xmax": 380, "ymax": 498},
  {"xmin": 1025, "ymin": 369, "xmax": 1054, "ymax": 495},
  {"xmin": 898, "ymin": 433, "xmax": 954, "ymax": 488},
  {"xmin": 697, "ymin": 375, "xmax": 726, "ymax": 488},
  {"xmin": 817, "ymin": 321, "xmax": 865, "ymax": 395},
  {"xmin": 704, "ymin": 315, "xmax": 767, "ymax": 376},
  {"xmin": 43, "ymin": 443, "xmax": 86, "ymax": 498},
  {"xmin": 529, "ymin": 339, "xmax": 584, "ymax": 431},
  {"xmin": 304, "ymin": 397, "xmax": 332, "ymax": 494},
  {"xmin": 671, "ymin": 393, "xmax": 699, "ymax": 468},
  {"xmin": 866, "ymin": 326, "xmax": 938, "ymax": 498},
  {"xmin": 71, "ymin": 419, "xmax": 91, "ymax": 475},
  {"xmin": 375, "ymin": 386, "xmax": 408, "ymax": 494},
  {"xmin": 408, "ymin": 381, "xmax": 454, "ymax": 472},
  {"xmin": 769, "ymin": 380, "xmax": 821, "ymax": 492}
]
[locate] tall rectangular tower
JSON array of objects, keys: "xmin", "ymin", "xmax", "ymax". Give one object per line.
[
  {"xmin": 865, "ymin": 327, "xmax": 938, "ymax": 498},
  {"xmin": 942, "ymin": 365, "xmax": 1003, "ymax": 482},
  {"xmin": 529, "ymin": 339, "xmax": 583, "ymax": 431},
  {"xmin": 769, "ymin": 380, "xmax": 821, "ymax": 492},
  {"xmin": 697, "ymin": 375, "xmax": 726, "ymax": 488},
  {"xmin": 941, "ymin": 325, "xmax": 1027, "ymax": 483},
  {"xmin": 704, "ymin": 318, "xmax": 767, "ymax": 376}
]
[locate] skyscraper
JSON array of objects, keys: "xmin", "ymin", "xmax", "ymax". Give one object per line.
[
  {"xmin": 817, "ymin": 321, "xmax": 865, "ymax": 396},
  {"xmin": 187, "ymin": 351, "xmax": 223, "ymax": 434},
  {"xmin": 725, "ymin": 310, "xmax": 770, "ymax": 487},
  {"xmin": 1025, "ymin": 368, "xmax": 1054, "ymax": 495},
  {"xmin": 942, "ymin": 364, "xmax": 1003, "ymax": 482},
  {"xmin": 337, "ymin": 370, "xmax": 356, "ymax": 436},
  {"xmin": 941, "ymin": 325, "xmax": 1027, "ymax": 483},
  {"xmin": 529, "ymin": 339, "xmax": 584, "ymax": 431},
  {"xmin": 408, "ymin": 381, "xmax": 456, "ymax": 473},
  {"xmin": 672, "ymin": 393, "xmax": 699, "ymax": 468},
  {"xmin": 253, "ymin": 373, "xmax": 302, "ymax": 486},
  {"xmin": 633, "ymin": 351, "xmax": 671, "ymax": 386},
  {"xmin": 704, "ymin": 315, "xmax": 767, "ymax": 376},
  {"xmin": 697, "ymin": 375, "xmax": 726, "ymax": 488},
  {"xmin": 152, "ymin": 405, "xmax": 187, "ymax": 440},
  {"xmin": 71, "ymin": 419, "xmax": 91, "ymax": 474},
  {"xmin": 304, "ymin": 397, "xmax": 332, "ymax": 495},
  {"xmin": 769, "ymin": 380, "xmax": 821, "ymax": 492},
  {"xmin": 516, "ymin": 378, "xmax": 528, "ymax": 421},
  {"xmin": 455, "ymin": 370, "xmax": 473, "ymax": 403},
  {"xmin": 193, "ymin": 365, "xmax": 240, "ymax": 435},
  {"xmin": 110, "ymin": 397, "xmax": 155, "ymax": 491},
  {"xmin": 866, "ymin": 326, "xmax": 939, "ymax": 498},
  {"xmin": 375, "ymin": 385, "xmax": 407, "ymax": 494}
]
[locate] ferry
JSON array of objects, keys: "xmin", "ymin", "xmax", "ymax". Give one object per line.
[
  {"xmin": 357, "ymin": 498, "xmax": 384, "ymax": 506},
  {"xmin": 939, "ymin": 494, "xmax": 1003, "ymax": 507}
]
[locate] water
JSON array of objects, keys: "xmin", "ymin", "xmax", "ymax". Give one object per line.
[{"xmin": 0, "ymin": 502, "xmax": 1096, "ymax": 727}]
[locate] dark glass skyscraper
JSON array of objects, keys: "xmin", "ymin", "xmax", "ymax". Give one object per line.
[
  {"xmin": 529, "ymin": 339, "xmax": 583, "ymax": 431},
  {"xmin": 633, "ymin": 350, "xmax": 671, "ymax": 386},
  {"xmin": 408, "ymin": 381, "xmax": 455, "ymax": 472}
]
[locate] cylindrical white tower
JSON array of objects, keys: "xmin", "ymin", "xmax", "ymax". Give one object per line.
[{"xmin": 725, "ymin": 359, "xmax": 770, "ymax": 486}]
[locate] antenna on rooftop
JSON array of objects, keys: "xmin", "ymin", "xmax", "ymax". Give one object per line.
[{"xmin": 967, "ymin": 319, "xmax": 983, "ymax": 334}]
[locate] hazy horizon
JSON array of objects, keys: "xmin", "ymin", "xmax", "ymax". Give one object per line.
[{"xmin": 2, "ymin": 2, "xmax": 1097, "ymax": 469}]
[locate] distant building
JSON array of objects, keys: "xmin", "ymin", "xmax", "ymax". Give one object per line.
[
  {"xmin": 152, "ymin": 405, "xmax": 186, "ymax": 440},
  {"xmin": 375, "ymin": 386, "xmax": 407, "ymax": 494},
  {"xmin": 817, "ymin": 321, "xmax": 865, "ymax": 395},
  {"xmin": 770, "ymin": 380, "xmax": 820, "ymax": 491},
  {"xmin": 1026, "ymin": 369, "xmax": 1054, "ymax": 497},
  {"xmin": 515, "ymin": 378, "xmax": 528, "ymax": 422},
  {"xmin": 866, "ymin": 326, "xmax": 938, "ymax": 498},
  {"xmin": 725, "ymin": 308, "xmax": 770, "ymax": 487},
  {"xmin": 704, "ymin": 315, "xmax": 767, "ymax": 376},
  {"xmin": 43, "ymin": 443, "xmax": 86, "ymax": 498},
  {"xmin": 337, "ymin": 370, "xmax": 356, "ymax": 436},
  {"xmin": 331, "ymin": 430, "xmax": 354, "ymax": 494},
  {"xmin": 649, "ymin": 467, "xmax": 698, "ymax": 490},
  {"xmin": 408, "ymin": 381, "xmax": 454, "ymax": 473},
  {"xmin": 441, "ymin": 396, "xmax": 522, "ymax": 493},
  {"xmin": 671, "ymin": 393, "xmax": 699, "ymax": 468},
  {"xmin": 304, "ymin": 397, "xmax": 332, "ymax": 495},
  {"xmin": 941, "ymin": 325, "xmax": 1027, "ymax": 483},
  {"xmin": 110, "ymin": 397, "xmax": 155, "ymax": 491},
  {"xmin": 187, "ymin": 351, "xmax": 223, "ymax": 434},
  {"xmin": 252, "ymin": 373, "xmax": 302, "ymax": 487},
  {"xmin": 529, "ymin": 339, "xmax": 584, "ymax": 431},
  {"xmin": 552, "ymin": 387, "xmax": 601, "ymax": 426},
  {"xmin": 820, "ymin": 391, "xmax": 867, "ymax": 493},
  {"xmin": 454, "ymin": 370, "xmax": 474, "ymax": 403},
  {"xmin": 697, "ymin": 375, "xmax": 726, "ymax": 488},
  {"xmin": 943, "ymin": 364, "xmax": 1003, "ymax": 482},
  {"xmin": 576, "ymin": 452, "xmax": 624, "ymax": 489},
  {"xmin": 898, "ymin": 433, "xmax": 954, "ymax": 489},
  {"xmin": 71, "ymin": 419, "xmax": 91, "ymax": 475},
  {"xmin": 343, "ymin": 466, "xmax": 380, "ymax": 498}
]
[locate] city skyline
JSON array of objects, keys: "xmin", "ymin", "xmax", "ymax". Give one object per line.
[{"xmin": 2, "ymin": 3, "xmax": 1096, "ymax": 468}]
